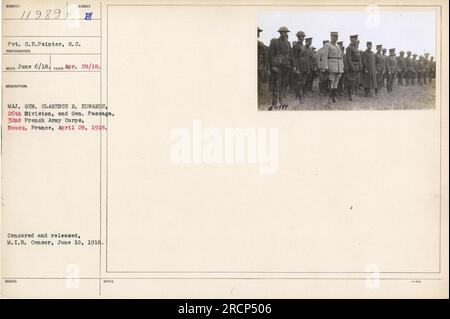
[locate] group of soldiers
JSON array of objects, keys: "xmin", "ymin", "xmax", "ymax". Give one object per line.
[{"xmin": 257, "ymin": 27, "xmax": 436, "ymax": 109}]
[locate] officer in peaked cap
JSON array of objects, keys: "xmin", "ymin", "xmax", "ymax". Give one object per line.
[
  {"xmin": 396, "ymin": 50, "xmax": 406, "ymax": 85},
  {"xmin": 405, "ymin": 51, "xmax": 413, "ymax": 85},
  {"xmin": 375, "ymin": 44, "xmax": 385, "ymax": 93},
  {"xmin": 345, "ymin": 34, "xmax": 362, "ymax": 101},
  {"xmin": 361, "ymin": 41, "xmax": 377, "ymax": 96},
  {"xmin": 386, "ymin": 48, "xmax": 397, "ymax": 93},
  {"xmin": 292, "ymin": 31, "xmax": 307, "ymax": 100},
  {"xmin": 417, "ymin": 55, "xmax": 425, "ymax": 85},
  {"xmin": 322, "ymin": 32, "xmax": 344, "ymax": 103},
  {"xmin": 422, "ymin": 52, "xmax": 430, "ymax": 84},
  {"xmin": 429, "ymin": 56, "xmax": 435, "ymax": 82},
  {"xmin": 317, "ymin": 40, "xmax": 330, "ymax": 95},
  {"xmin": 258, "ymin": 27, "xmax": 269, "ymax": 105},
  {"xmin": 336, "ymin": 41, "xmax": 345, "ymax": 95},
  {"xmin": 381, "ymin": 47, "xmax": 389, "ymax": 89},
  {"xmin": 410, "ymin": 53, "xmax": 418, "ymax": 85},
  {"xmin": 304, "ymin": 37, "xmax": 315, "ymax": 92}
]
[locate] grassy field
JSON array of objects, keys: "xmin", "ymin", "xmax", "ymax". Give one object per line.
[{"xmin": 258, "ymin": 79, "xmax": 436, "ymax": 111}]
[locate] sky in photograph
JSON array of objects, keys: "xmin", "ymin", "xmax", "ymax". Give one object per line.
[{"xmin": 258, "ymin": 9, "xmax": 437, "ymax": 56}]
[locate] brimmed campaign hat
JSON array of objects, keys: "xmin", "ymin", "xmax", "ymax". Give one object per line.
[{"xmin": 278, "ymin": 26, "xmax": 290, "ymax": 33}]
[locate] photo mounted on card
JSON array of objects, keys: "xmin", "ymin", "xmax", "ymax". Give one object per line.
[
  {"xmin": 1, "ymin": 0, "xmax": 447, "ymax": 299},
  {"xmin": 257, "ymin": 9, "xmax": 437, "ymax": 110}
]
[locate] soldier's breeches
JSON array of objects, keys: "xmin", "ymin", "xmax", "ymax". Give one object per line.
[
  {"xmin": 346, "ymin": 71, "xmax": 358, "ymax": 92},
  {"xmin": 328, "ymin": 73, "xmax": 341, "ymax": 89},
  {"xmin": 270, "ymin": 67, "xmax": 290, "ymax": 106},
  {"xmin": 376, "ymin": 71, "xmax": 384, "ymax": 90},
  {"xmin": 387, "ymin": 74, "xmax": 394, "ymax": 92},
  {"xmin": 397, "ymin": 71, "xmax": 403, "ymax": 85},
  {"xmin": 408, "ymin": 70, "xmax": 416, "ymax": 85}
]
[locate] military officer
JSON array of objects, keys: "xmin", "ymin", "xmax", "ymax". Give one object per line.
[
  {"xmin": 411, "ymin": 53, "xmax": 418, "ymax": 85},
  {"xmin": 268, "ymin": 26, "xmax": 296, "ymax": 109},
  {"xmin": 322, "ymin": 32, "xmax": 344, "ymax": 103},
  {"xmin": 304, "ymin": 37, "xmax": 315, "ymax": 92},
  {"xmin": 381, "ymin": 48, "xmax": 389, "ymax": 88},
  {"xmin": 429, "ymin": 56, "xmax": 436, "ymax": 82},
  {"xmin": 345, "ymin": 34, "xmax": 362, "ymax": 101},
  {"xmin": 417, "ymin": 55, "xmax": 424, "ymax": 86},
  {"xmin": 361, "ymin": 41, "xmax": 377, "ymax": 96},
  {"xmin": 292, "ymin": 31, "xmax": 310, "ymax": 101},
  {"xmin": 288, "ymin": 40, "xmax": 297, "ymax": 95},
  {"xmin": 257, "ymin": 27, "xmax": 269, "ymax": 103},
  {"xmin": 423, "ymin": 53, "xmax": 430, "ymax": 84},
  {"xmin": 316, "ymin": 40, "xmax": 330, "ymax": 96},
  {"xmin": 309, "ymin": 46, "xmax": 318, "ymax": 91},
  {"xmin": 356, "ymin": 40, "xmax": 362, "ymax": 91},
  {"xmin": 396, "ymin": 51, "xmax": 406, "ymax": 85},
  {"xmin": 337, "ymin": 41, "xmax": 345, "ymax": 96},
  {"xmin": 405, "ymin": 51, "xmax": 414, "ymax": 85},
  {"xmin": 375, "ymin": 44, "xmax": 386, "ymax": 94},
  {"xmin": 386, "ymin": 48, "xmax": 398, "ymax": 93}
]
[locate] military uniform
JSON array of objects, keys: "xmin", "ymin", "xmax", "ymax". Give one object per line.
[
  {"xmin": 322, "ymin": 32, "xmax": 344, "ymax": 102},
  {"xmin": 257, "ymin": 27, "xmax": 269, "ymax": 104},
  {"xmin": 316, "ymin": 40, "xmax": 330, "ymax": 95},
  {"xmin": 381, "ymin": 48, "xmax": 389, "ymax": 88},
  {"xmin": 396, "ymin": 51, "xmax": 407, "ymax": 85},
  {"xmin": 292, "ymin": 32, "xmax": 310, "ymax": 99},
  {"xmin": 411, "ymin": 54, "xmax": 419, "ymax": 85},
  {"xmin": 337, "ymin": 41, "xmax": 346, "ymax": 96},
  {"xmin": 375, "ymin": 45, "xmax": 386, "ymax": 93},
  {"xmin": 417, "ymin": 55, "xmax": 424, "ymax": 86},
  {"xmin": 361, "ymin": 42, "xmax": 377, "ymax": 96},
  {"xmin": 405, "ymin": 51, "xmax": 414, "ymax": 85},
  {"xmin": 268, "ymin": 27, "xmax": 295, "ymax": 107},
  {"xmin": 309, "ymin": 47, "xmax": 318, "ymax": 91},
  {"xmin": 345, "ymin": 35, "xmax": 361, "ymax": 101},
  {"xmin": 423, "ymin": 53, "xmax": 430, "ymax": 84},
  {"xmin": 386, "ymin": 48, "xmax": 398, "ymax": 93},
  {"xmin": 288, "ymin": 40, "xmax": 298, "ymax": 94},
  {"xmin": 429, "ymin": 57, "xmax": 436, "ymax": 82},
  {"xmin": 305, "ymin": 38, "xmax": 315, "ymax": 92}
]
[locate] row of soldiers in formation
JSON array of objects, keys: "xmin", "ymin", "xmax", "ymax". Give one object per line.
[{"xmin": 257, "ymin": 27, "xmax": 436, "ymax": 109}]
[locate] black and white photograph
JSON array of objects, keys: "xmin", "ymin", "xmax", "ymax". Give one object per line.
[{"xmin": 257, "ymin": 9, "xmax": 437, "ymax": 110}]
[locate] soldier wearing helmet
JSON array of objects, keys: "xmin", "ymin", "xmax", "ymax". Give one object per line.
[{"xmin": 268, "ymin": 26, "xmax": 296, "ymax": 109}]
